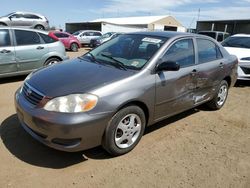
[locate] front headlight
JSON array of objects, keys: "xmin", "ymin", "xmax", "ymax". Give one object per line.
[{"xmin": 44, "ymin": 94, "xmax": 98, "ymax": 113}]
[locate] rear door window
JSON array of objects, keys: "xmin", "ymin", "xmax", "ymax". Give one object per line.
[
  {"xmin": 0, "ymin": 29, "xmax": 11, "ymax": 47},
  {"xmin": 197, "ymin": 39, "xmax": 222, "ymax": 63},
  {"xmin": 15, "ymin": 30, "xmax": 41, "ymax": 45}
]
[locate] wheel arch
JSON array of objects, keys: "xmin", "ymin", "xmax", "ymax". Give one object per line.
[
  {"xmin": 115, "ymin": 100, "xmax": 150, "ymax": 126},
  {"xmin": 223, "ymin": 76, "xmax": 231, "ymax": 87},
  {"xmin": 44, "ymin": 56, "xmax": 62, "ymax": 65}
]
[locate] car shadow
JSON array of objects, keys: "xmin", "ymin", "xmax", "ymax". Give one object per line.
[
  {"xmin": 1, "ymin": 109, "xmax": 199, "ymax": 169},
  {"xmin": 0, "ymin": 114, "xmax": 112, "ymax": 169},
  {"xmin": 234, "ymin": 80, "xmax": 250, "ymax": 87},
  {"xmin": 0, "ymin": 75, "xmax": 26, "ymax": 84}
]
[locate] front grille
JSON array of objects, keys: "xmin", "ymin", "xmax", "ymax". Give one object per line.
[{"xmin": 22, "ymin": 82, "xmax": 45, "ymax": 106}]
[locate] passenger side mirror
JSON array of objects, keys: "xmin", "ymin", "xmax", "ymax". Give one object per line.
[{"xmin": 156, "ymin": 61, "xmax": 180, "ymax": 72}]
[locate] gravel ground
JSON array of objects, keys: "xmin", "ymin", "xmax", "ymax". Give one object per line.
[{"xmin": 0, "ymin": 48, "xmax": 249, "ymax": 188}]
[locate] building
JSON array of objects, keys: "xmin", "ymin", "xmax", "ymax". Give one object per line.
[
  {"xmin": 197, "ymin": 19, "xmax": 250, "ymax": 35},
  {"xmin": 66, "ymin": 15, "xmax": 186, "ymax": 34}
]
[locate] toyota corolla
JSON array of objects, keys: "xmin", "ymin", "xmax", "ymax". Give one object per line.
[{"xmin": 15, "ymin": 32, "xmax": 237, "ymax": 156}]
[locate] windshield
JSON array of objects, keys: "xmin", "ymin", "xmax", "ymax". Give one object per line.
[
  {"xmin": 72, "ymin": 31, "xmax": 81, "ymax": 36},
  {"xmin": 82, "ymin": 34, "xmax": 168, "ymax": 70},
  {"xmin": 3, "ymin": 12, "xmax": 15, "ymax": 17},
  {"xmin": 221, "ymin": 36, "xmax": 250, "ymax": 49},
  {"xmin": 99, "ymin": 32, "xmax": 114, "ymax": 40}
]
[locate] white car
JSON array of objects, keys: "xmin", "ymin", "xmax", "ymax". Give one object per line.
[
  {"xmin": 72, "ymin": 30, "xmax": 102, "ymax": 45},
  {"xmin": 222, "ymin": 34, "xmax": 250, "ymax": 80}
]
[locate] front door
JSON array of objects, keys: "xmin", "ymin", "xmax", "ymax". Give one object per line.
[
  {"xmin": 0, "ymin": 29, "xmax": 17, "ymax": 75},
  {"xmin": 155, "ymin": 38, "xmax": 197, "ymax": 121},
  {"xmin": 14, "ymin": 29, "xmax": 48, "ymax": 71}
]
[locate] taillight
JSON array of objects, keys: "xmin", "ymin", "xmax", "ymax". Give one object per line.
[{"xmin": 45, "ymin": 17, "xmax": 49, "ymax": 23}]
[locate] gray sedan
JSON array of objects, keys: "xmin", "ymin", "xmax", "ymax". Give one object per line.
[{"xmin": 15, "ymin": 32, "xmax": 238, "ymax": 156}]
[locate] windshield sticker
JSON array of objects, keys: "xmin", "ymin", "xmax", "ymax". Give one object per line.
[
  {"xmin": 131, "ymin": 61, "xmax": 140, "ymax": 67},
  {"xmin": 142, "ymin": 37, "xmax": 162, "ymax": 44}
]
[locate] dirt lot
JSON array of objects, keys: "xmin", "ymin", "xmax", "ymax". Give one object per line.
[{"xmin": 0, "ymin": 48, "xmax": 249, "ymax": 188}]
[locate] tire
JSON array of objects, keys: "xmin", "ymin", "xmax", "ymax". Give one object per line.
[
  {"xmin": 70, "ymin": 43, "xmax": 79, "ymax": 52},
  {"xmin": 44, "ymin": 58, "xmax": 60, "ymax": 66},
  {"xmin": 35, "ymin": 25, "xmax": 45, "ymax": 30},
  {"xmin": 102, "ymin": 105, "xmax": 146, "ymax": 156},
  {"xmin": 206, "ymin": 80, "xmax": 229, "ymax": 110}
]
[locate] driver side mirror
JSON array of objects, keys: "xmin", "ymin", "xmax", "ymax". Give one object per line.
[{"xmin": 156, "ymin": 61, "xmax": 180, "ymax": 72}]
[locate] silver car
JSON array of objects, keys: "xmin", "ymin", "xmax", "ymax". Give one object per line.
[
  {"xmin": 72, "ymin": 30, "xmax": 102, "ymax": 45},
  {"xmin": 0, "ymin": 12, "xmax": 49, "ymax": 30},
  {"xmin": 0, "ymin": 27, "xmax": 68, "ymax": 78}
]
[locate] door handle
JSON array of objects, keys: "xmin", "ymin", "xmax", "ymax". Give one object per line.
[
  {"xmin": 191, "ymin": 69, "xmax": 197, "ymax": 77},
  {"xmin": 219, "ymin": 62, "xmax": 224, "ymax": 68},
  {"xmin": 37, "ymin": 46, "xmax": 44, "ymax": 50},
  {"xmin": 0, "ymin": 49, "xmax": 11, "ymax": 53}
]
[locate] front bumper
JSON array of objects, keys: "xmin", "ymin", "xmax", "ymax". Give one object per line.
[
  {"xmin": 15, "ymin": 88, "xmax": 112, "ymax": 152},
  {"xmin": 238, "ymin": 61, "xmax": 250, "ymax": 80}
]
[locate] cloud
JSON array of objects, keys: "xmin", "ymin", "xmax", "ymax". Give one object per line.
[
  {"xmin": 100, "ymin": 0, "xmax": 218, "ymax": 14},
  {"xmin": 173, "ymin": 6, "xmax": 250, "ymax": 28}
]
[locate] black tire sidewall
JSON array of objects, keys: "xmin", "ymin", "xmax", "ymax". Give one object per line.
[
  {"xmin": 44, "ymin": 58, "xmax": 60, "ymax": 66},
  {"xmin": 103, "ymin": 106, "xmax": 146, "ymax": 156}
]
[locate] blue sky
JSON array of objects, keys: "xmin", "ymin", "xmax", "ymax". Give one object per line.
[{"xmin": 2, "ymin": 0, "xmax": 250, "ymax": 29}]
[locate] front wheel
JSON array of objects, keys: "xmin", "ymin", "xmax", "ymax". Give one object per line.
[
  {"xmin": 35, "ymin": 25, "xmax": 45, "ymax": 30},
  {"xmin": 102, "ymin": 106, "xmax": 146, "ymax": 156},
  {"xmin": 206, "ymin": 80, "xmax": 229, "ymax": 110}
]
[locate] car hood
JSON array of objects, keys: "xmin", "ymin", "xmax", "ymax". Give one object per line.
[
  {"xmin": 27, "ymin": 58, "xmax": 136, "ymax": 97},
  {"xmin": 224, "ymin": 47, "xmax": 250, "ymax": 60}
]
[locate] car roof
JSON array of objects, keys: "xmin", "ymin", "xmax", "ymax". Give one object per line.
[
  {"xmin": 0, "ymin": 27, "xmax": 48, "ymax": 35},
  {"xmin": 78, "ymin": 30, "xmax": 102, "ymax": 33},
  {"xmin": 198, "ymin": 31, "xmax": 228, "ymax": 34},
  {"xmin": 12, "ymin": 11, "xmax": 45, "ymax": 17},
  {"xmin": 231, "ymin": 34, "xmax": 250, "ymax": 37}
]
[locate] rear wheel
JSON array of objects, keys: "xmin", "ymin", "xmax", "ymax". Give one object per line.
[
  {"xmin": 44, "ymin": 58, "xmax": 60, "ymax": 66},
  {"xmin": 35, "ymin": 25, "xmax": 45, "ymax": 30},
  {"xmin": 206, "ymin": 80, "xmax": 229, "ymax": 110},
  {"xmin": 102, "ymin": 106, "xmax": 146, "ymax": 156},
  {"xmin": 70, "ymin": 43, "xmax": 79, "ymax": 52}
]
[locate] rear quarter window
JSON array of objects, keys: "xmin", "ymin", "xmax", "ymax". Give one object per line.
[{"xmin": 39, "ymin": 33, "xmax": 57, "ymax": 43}]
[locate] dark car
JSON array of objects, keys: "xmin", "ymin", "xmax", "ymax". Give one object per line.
[
  {"xmin": 90, "ymin": 32, "xmax": 122, "ymax": 47},
  {"xmin": 15, "ymin": 32, "xmax": 238, "ymax": 156},
  {"xmin": 198, "ymin": 31, "xmax": 229, "ymax": 42}
]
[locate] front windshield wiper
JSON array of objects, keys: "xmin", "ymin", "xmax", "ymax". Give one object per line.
[
  {"xmin": 100, "ymin": 52, "xmax": 127, "ymax": 70},
  {"xmin": 79, "ymin": 52, "xmax": 102, "ymax": 65}
]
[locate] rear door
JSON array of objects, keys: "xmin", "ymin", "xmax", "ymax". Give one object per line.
[
  {"xmin": 54, "ymin": 33, "xmax": 70, "ymax": 48},
  {"xmin": 193, "ymin": 38, "xmax": 225, "ymax": 105},
  {"xmin": 0, "ymin": 29, "xmax": 17, "ymax": 75},
  {"xmin": 14, "ymin": 29, "xmax": 49, "ymax": 71},
  {"xmin": 155, "ymin": 38, "xmax": 197, "ymax": 120}
]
